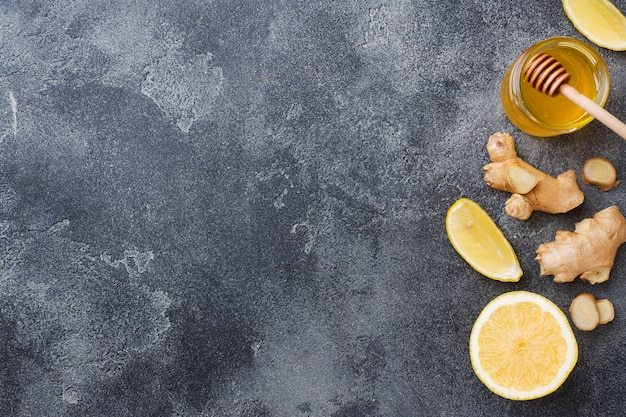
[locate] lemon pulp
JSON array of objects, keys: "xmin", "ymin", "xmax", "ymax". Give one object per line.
[
  {"xmin": 470, "ymin": 291, "xmax": 578, "ymax": 400},
  {"xmin": 446, "ymin": 198, "xmax": 522, "ymax": 282}
]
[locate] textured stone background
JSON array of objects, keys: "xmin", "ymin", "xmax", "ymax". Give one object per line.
[{"xmin": 2, "ymin": 1, "xmax": 626, "ymax": 416}]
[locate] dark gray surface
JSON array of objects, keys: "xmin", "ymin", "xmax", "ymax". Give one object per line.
[{"xmin": 2, "ymin": 0, "xmax": 626, "ymax": 415}]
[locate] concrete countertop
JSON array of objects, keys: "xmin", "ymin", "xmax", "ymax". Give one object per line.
[{"xmin": 2, "ymin": 1, "xmax": 626, "ymax": 415}]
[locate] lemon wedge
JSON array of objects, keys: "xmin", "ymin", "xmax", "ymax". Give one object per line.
[
  {"xmin": 470, "ymin": 291, "xmax": 578, "ymax": 400},
  {"xmin": 563, "ymin": 0, "xmax": 626, "ymax": 51},
  {"xmin": 446, "ymin": 198, "xmax": 522, "ymax": 282}
]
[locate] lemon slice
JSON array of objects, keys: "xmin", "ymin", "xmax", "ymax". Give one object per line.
[
  {"xmin": 470, "ymin": 291, "xmax": 578, "ymax": 400},
  {"xmin": 446, "ymin": 198, "xmax": 522, "ymax": 282},
  {"xmin": 563, "ymin": 0, "xmax": 626, "ymax": 50}
]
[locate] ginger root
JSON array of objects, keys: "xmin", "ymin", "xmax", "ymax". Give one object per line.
[
  {"xmin": 536, "ymin": 206, "xmax": 626, "ymax": 284},
  {"xmin": 569, "ymin": 293, "xmax": 600, "ymax": 331},
  {"xmin": 582, "ymin": 157, "xmax": 619, "ymax": 191},
  {"xmin": 569, "ymin": 293, "xmax": 614, "ymax": 331},
  {"xmin": 483, "ymin": 132, "xmax": 584, "ymax": 220},
  {"xmin": 597, "ymin": 299, "xmax": 615, "ymax": 325}
]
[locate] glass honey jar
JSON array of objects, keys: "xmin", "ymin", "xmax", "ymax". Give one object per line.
[{"xmin": 501, "ymin": 37, "xmax": 610, "ymax": 137}]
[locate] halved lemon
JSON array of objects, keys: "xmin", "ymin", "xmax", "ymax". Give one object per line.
[
  {"xmin": 446, "ymin": 198, "xmax": 522, "ymax": 282},
  {"xmin": 470, "ymin": 291, "xmax": 578, "ymax": 401},
  {"xmin": 563, "ymin": 0, "xmax": 626, "ymax": 51}
]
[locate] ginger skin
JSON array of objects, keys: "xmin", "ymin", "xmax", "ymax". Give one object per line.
[
  {"xmin": 536, "ymin": 206, "xmax": 626, "ymax": 284},
  {"xmin": 483, "ymin": 132, "xmax": 584, "ymax": 220}
]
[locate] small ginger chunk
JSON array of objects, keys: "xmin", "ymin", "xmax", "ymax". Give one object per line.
[
  {"xmin": 582, "ymin": 157, "xmax": 619, "ymax": 191},
  {"xmin": 569, "ymin": 293, "xmax": 600, "ymax": 331},
  {"xmin": 569, "ymin": 293, "xmax": 615, "ymax": 331},
  {"xmin": 597, "ymin": 299, "xmax": 615, "ymax": 325}
]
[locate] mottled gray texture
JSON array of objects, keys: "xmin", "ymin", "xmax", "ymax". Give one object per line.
[{"xmin": 2, "ymin": 0, "xmax": 626, "ymax": 415}]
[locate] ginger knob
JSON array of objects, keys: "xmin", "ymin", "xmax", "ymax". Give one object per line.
[
  {"xmin": 536, "ymin": 206, "xmax": 626, "ymax": 284},
  {"xmin": 483, "ymin": 132, "xmax": 584, "ymax": 220}
]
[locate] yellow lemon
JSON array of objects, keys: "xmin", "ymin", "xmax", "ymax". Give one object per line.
[
  {"xmin": 563, "ymin": 0, "xmax": 626, "ymax": 51},
  {"xmin": 470, "ymin": 291, "xmax": 578, "ymax": 401},
  {"xmin": 446, "ymin": 198, "xmax": 522, "ymax": 282}
]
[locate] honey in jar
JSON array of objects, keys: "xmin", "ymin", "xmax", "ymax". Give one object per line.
[{"xmin": 501, "ymin": 37, "xmax": 610, "ymax": 137}]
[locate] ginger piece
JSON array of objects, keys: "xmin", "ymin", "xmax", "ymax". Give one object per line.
[
  {"xmin": 536, "ymin": 206, "xmax": 626, "ymax": 284},
  {"xmin": 569, "ymin": 293, "xmax": 600, "ymax": 331},
  {"xmin": 569, "ymin": 293, "xmax": 615, "ymax": 331},
  {"xmin": 483, "ymin": 132, "xmax": 584, "ymax": 220},
  {"xmin": 597, "ymin": 299, "xmax": 615, "ymax": 325},
  {"xmin": 582, "ymin": 157, "xmax": 619, "ymax": 191}
]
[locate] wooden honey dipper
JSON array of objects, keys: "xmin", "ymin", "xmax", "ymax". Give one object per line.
[{"xmin": 524, "ymin": 53, "xmax": 626, "ymax": 140}]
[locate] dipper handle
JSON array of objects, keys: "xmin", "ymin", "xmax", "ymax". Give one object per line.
[{"xmin": 559, "ymin": 83, "xmax": 626, "ymax": 140}]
